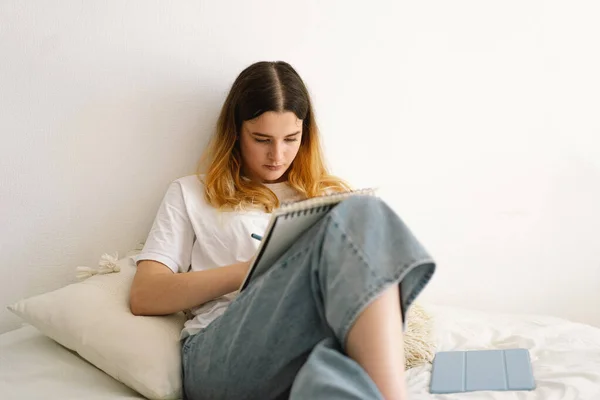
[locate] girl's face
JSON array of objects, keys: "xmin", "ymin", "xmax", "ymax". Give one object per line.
[{"xmin": 239, "ymin": 111, "xmax": 303, "ymax": 184}]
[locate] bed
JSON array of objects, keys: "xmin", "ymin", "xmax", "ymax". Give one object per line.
[
  {"xmin": 408, "ymin": 305, "xmax": 600, "ymax": 399},
  {"xmin": 0, "ymin": 324, "xmax": 145, "ymax": 399},
  {"xmin": 2, "ymin": 304, "xmax": 600, "ymax": 399}
]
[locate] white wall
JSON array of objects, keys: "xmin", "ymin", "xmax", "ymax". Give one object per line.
[{"xmin": 1, "ymin": 1, "xmax": 599, "ymax": 334}]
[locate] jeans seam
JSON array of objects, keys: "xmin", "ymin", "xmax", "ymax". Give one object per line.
[
  {"xmin": 278, "ymin": 245, "xmax": 311, "ymax": 268},
  {"xmin": 328, "ymin": 213, "xmax": 378, "ymax": 279},
  {"xmin": 182, "ymin": 337, "xmax": 192, "ymax": 354},
  {"xmin": 405, "ymin": 266, "xmax": 435, "ymax": 305}
]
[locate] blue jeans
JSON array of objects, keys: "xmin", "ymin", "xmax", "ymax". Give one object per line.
[{"xmin": 181, "ymin": 196, "xmax": 436, "ymax": 400}]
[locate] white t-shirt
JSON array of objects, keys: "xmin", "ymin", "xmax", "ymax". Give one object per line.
[{"xmin": 133, "ymin": 175, "xmax": 303, "ymax": 339}]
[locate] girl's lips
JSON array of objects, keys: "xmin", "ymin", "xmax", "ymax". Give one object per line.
[{"xmin": 264, "ymin": 165, "xmax": 283, "ymax": 171}]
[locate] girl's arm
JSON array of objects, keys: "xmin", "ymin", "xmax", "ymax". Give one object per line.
[{"xmin": 129, "ymin": 260, "xmax": 249, "ymax": 316}]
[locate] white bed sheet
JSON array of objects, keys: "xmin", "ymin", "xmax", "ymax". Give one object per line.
[
  {"xmin": 2, "ymin": 306, "xmax": 600, "ymax": 399},
  {"xmin": 0, "ymin": 324, "xmax": 145, "ymax": 399},
  {"xmin": 407, "ymin": 305, "xmax": 600, "ymax": 399}
]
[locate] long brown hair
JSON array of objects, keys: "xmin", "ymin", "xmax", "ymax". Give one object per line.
[{"xmin": 198, "ymin": 61, "xmax": 350, "ymax": 212}]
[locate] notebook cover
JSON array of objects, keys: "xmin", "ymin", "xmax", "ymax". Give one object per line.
[
  {"xmin": 430, "ymin": 349, "xmax": 535, "ymax": 394},
  {"xmin": 239, "ymin": 188, "xmax": 376, "ymax": 291}
]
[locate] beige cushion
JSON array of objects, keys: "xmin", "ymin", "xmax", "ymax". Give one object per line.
[{"xmin": 7, "ymin": 255, "xmax": 186, "ymax": 400}]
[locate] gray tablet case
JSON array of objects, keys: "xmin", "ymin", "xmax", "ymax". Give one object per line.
[{"xmin": 430, "ymin": 349, "xmax": 536, "ymax": 394}]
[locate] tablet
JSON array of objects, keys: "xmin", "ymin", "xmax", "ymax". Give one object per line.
[{"xmin": 430, "ymin": 349, "xmax": 536, "ymax": 394}]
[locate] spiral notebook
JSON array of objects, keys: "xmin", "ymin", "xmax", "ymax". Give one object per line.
[{"xmin": 239, "ymin": 188, "xmax": 377, "ymax": 291}]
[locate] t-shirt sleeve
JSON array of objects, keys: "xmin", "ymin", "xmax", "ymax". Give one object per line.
[{"xmin": 133, "ymin": 181, "xmax": 195, "ymax": 273}]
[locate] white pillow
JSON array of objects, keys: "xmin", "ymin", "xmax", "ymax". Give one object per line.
[{"xmin": 7, "ymin": 255, "xmax": 186, "ymax": 400}]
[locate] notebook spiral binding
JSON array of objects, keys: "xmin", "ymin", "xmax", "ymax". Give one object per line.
[
  {"xmin": 282, "ymin": 205, "xmax": 334, "ymax": 219},
  {"xmin": 279, "ymin": 187, "xmax": 377, "ymax": 220}
]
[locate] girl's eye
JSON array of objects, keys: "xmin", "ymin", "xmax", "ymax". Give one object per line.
[{"xmin": 254, "ymin": 138, "xmax": 298, "ymax": 144}]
